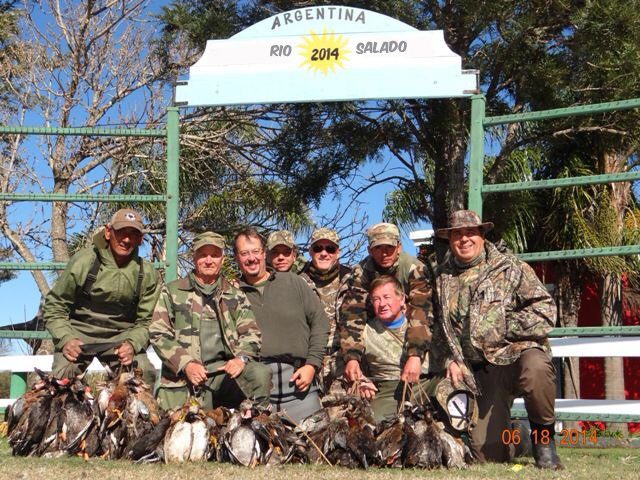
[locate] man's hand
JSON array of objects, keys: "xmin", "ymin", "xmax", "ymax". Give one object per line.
[
  {"xmin": 400, "ymin": 355, "xmax": 422, "ymax": 383},
  {"xmin": 290, "ymin": 364, "xmax": 316, "ymax": 391},
  {"xmin": 446, "ymin": 360, "xmax": 465, "ymax": 388},
  {"xmin": 217, "ymin": 357, "xmax": 246, "ymax": 379},
  {"xmin": 358, "ymin": 378, "xmax": 378, "ymax": 400},
  {"xmin": 114, "ymin": 341, "xmax": 134, "ymax": 366},
  {"xmin": 184, "ymin": 361, "xmax": 207, "ymax": 385},
  {"xmin": 62, "ymin": 338, "xmax": 84, "ymax": 362},
  {"xmin": 344, "ymin": 359, "xmax": 363, "ymax": 383}
]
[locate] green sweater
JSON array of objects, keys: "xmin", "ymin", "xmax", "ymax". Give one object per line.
[
  {"xmin": 239, "ymin": 271, "xmax": 328, "ymax": 368},
  {"xmin": 43, "ymin": 244, "xmax": 160, "ymax": 353}
]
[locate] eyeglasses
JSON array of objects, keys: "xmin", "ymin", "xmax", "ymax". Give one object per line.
[
  {"xmin": 237, "ymin": 248, "xmax": 263, "ymax": 258},
  {"xmin": 311, "ymin": 244, "xmax": 338, "ymax": 254}
]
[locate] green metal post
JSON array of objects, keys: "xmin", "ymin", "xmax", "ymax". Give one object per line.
[
  {"xmin": 165, "ymin": 107, "xmax": 180, "ymax": 282},
  {"xmin": 10, "ymin": 372, "xmax": 27, "ymax": 399},
  {"xmin": 468, "ymin": 95, "xmax": 486, "ymax": 215}
]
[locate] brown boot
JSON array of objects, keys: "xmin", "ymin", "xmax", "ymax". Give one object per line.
[{"xmin": 530, "ymin": 423, "xmax": 563, "ymax": 470}]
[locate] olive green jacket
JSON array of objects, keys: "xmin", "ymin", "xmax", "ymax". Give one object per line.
[{"xmin": 43, "ymin": 242, "xmax": 160, "ymax": 353}]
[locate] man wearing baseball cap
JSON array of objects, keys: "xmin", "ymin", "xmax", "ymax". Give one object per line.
[
  {"xmin": 340, "ymin": 222, "xmax": 433, "ymax": 393},
  {"xmin": 266, "ymin": 230, "xmax": 307, "ymax": 273},
  {"xmin": 44, "ymin": 208, "xmax": 160, "ymax": 384},
  {"xmin": 150, "ymin": 231, "xmax": 270, "ymax": 410},
  {"xmin": 430, "ymin": 210, "xmax": 561, "ymax": 469},
  {"xmin": 299, "ymin": 227, "xmax": 353, "ymax": 389}
]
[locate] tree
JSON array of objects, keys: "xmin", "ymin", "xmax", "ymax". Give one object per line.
[{"xmin": 0, "ymin": 0, "xmax": 169, "ymax": 297}]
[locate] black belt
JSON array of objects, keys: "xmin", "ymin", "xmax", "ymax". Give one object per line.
[{"xmin": 262, "ymin": 356, "xmax": 305, "ymax": 369}]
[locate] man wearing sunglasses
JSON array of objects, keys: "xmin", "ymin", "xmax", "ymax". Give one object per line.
[
  {"xmin": 266, "ymin": 230, "xmax": 307, "ymax": 274},
  {"xmin": 299, "ymin": 228, "xmax": 353, "ymax": 390},
  {"xmin": 340, "ymin": 223, "xmax": 433, "ymax": 392}
]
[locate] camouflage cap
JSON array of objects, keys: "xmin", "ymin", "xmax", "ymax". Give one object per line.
[
  {"xmin": 266, "ymin": 230, "xmax": 295, "ymax": 251},
  {"xmin": 367, "ymin": 222, "xmax": 400, "ymax": 248},
  {"xmin": 428, "ymin": 376, "xmax": 478, "ymax": 433},
  {"xmin": 109, "ymin": 208, "xmax": 144, "ymax": 233},
  {"xmin": 310, "ymin": 227, "xmax": 339, "ymax": 246},
  {"xmin": 435, "ymin": 210, "xmax": 494, "ymax": 239},
  {"xmin": 192, "ymin": 231, "xmax": 226, "ymax": 252}
]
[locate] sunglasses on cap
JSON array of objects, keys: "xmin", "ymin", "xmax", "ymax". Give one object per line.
[{"xmin": 311, "ymin": 244, "xmax": 338, "ymax": 254}]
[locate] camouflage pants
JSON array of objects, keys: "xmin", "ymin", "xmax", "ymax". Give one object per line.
[
  {"xmin": 370, "ymin": 378, "xmax": 433, "ymax": 424},
  {"xmin": 470, "ymin": 348, "xmax": 556, "ymax": 463},
  {"xmin": 52, "ymin": 350, "xmax": 157, "ymax": 386},
  {"xmin": 156, "ymin": 360, "xmax": 271, "ymax": 411}
]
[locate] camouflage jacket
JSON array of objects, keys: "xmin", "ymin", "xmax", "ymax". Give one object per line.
[
  {"xmin": 339, "ymin": 252, "xmax": 433, "ymax": 362},
  {"xmin": 430, "ymin": 241, "xmax": 556, "ymax": 390},
  {"xmin": 43, "ymin": 239, "xmax": 160, "ymax": 354},
  {"xmin": 299, "ymin": 262, "xmax": 352, "ymax": 354},
  {"xmin": 149, "ymin": 273, "xmax": 261, "ymax": 388}
]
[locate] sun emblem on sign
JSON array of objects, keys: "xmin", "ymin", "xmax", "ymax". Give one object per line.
[{"xmin": 298, "ymin": 28, "xmax": 350, "ymax": 75}]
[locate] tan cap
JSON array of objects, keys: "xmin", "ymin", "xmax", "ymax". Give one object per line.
[
  {"xmin": 367, "ymin": 223, "xmax": 400, "ymax": 248},
  {"xmin": 266, "ymin": 230, "xmax": 295, "ymax": 250},
  {"xmin": 310, "ymin": 227, "xmax": 339, "ymax": 246},
  {"xmin": 192, "ymin": 231, "xmax": 225, "ymax": 252},
  {"xmin": 109, "ymin": 208, "xmax": 144, "ymax": 233},
  {"xmin": 435, "ymin": 210, "xmax": 494, "ymax": 239}
]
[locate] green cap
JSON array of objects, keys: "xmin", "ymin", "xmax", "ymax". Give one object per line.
[
  {"xmin": 310, "ymin": 227, "xmax": 339, "ymax": 246},
  {"xmin": 367, "ymin": 222, "xmax": 400, "ymax": 248},
  {"xmin": 266, "ymin": 230, "xmax": 295, "ymax": 250},
  {"xmin": 192, "ymin": 231, "xmax": 225, "ymax": 252}
]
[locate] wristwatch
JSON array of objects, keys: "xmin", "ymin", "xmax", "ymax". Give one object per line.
[{"xmin": 237, "ymin": 355, "xmax": 250, "ymax": 364}]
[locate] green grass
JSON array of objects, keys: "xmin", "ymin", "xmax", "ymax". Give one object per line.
[{"xmin": 0, "ymin": 439, "xmax": 637, "ymax": 480}]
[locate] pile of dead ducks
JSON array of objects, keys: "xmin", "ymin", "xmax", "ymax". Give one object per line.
[{"xmin": 4, "ymin": 370, "xmax": 472, "ymax": 469}]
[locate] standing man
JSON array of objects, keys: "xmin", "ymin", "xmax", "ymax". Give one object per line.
[
  {"xmin": 150, "ymin": 232, "xmax": 270, "ymax": 410},
  {"xmin": 44, "ymin": 208, "xmax": 159, "ymax": 385},
  {"xmin": 340, "ymin": 223, "xmax": 432, "ymax": 388},
  {"xmin": 234, "ymin": 227, "xmax": 328, "ymax": 423},
  {"xmin": 299, "ymin": 228, "xmax": 352, "ymax": 390},
  {"xmin": 431, "ymin": 210, "xmax": 561, "ymax": 469},
  {"xmin": 266, "ymin": 230, "xmax": 306, "ymax": 273}
]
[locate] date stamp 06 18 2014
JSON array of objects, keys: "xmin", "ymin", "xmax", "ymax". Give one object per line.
[{"xmin": 501, "ymin": 428, "xmax": 599, "ymax": 446}]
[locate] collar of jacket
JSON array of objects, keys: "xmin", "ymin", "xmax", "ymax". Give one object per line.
[
  {"xmin": 442, "ymin": 240, "xmax": 510, "ymax": 275},
  {"xmin": 362, "ymin": 254, "xmax": 399, "ymax": 276},
  {"xmin": 176, "ymin": 272, "xmax": 232, "ymax": 293},
  {"xmin": 238, "ymin": 267, "xmax": 278, "ymax": 289},
  {"xmin": 95, "ymin": 243, "xmax": 140, "ymax": 268}
]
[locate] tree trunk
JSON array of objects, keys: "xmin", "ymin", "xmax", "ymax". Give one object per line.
[
  {"xmin": 600, "ymin": 273, "xmax": 628, "ymax": 435},
  {"xmin": 556, "ymin": 266, "xmax": 582, "ymax": 431}
]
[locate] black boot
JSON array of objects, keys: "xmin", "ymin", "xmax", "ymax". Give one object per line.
[{"xmin": 530, "ymin": 422, "xmax": 563, "ymax": 470}]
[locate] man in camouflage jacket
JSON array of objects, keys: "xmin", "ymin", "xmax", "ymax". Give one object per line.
[
  {"xmin": 299, "ymin": 227, "xmax": 352, "ymax": 390},
  {"xmin": 150, "ymin": 232, "xmax": 270, "ymax": 410},
  {"xmin": 44, "ymin": 208, "xmax": 159, "ymax": 385},
  {"xmin": 431, "ymin": 210, "xmax": 561, "ymax": 470},
  {"xmin": 266, "ymin": 230, "xmax": 307, "ymax": 273},
  {"xmin": 340, "ymin": 223, "xmax": 433, "ymax": 386}
]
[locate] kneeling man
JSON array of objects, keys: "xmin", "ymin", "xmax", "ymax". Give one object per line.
[{"xmin": 345, "ymin": 275, "xmax": 433, "ymax": 424}]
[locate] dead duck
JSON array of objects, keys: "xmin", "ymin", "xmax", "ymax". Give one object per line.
[
  {"xmin": 220, "ymin": 399, "xmax": 262, "ymax": 466},
  {"xmin": 302, "ymin": 395, "xmax": 377, "ymax": 468},
  {"xmin": 8, "ymin": 369, "xmax": 64, "ymax": 456},
  {"xmin": 402, "ymin": 405, "xmax": 443, "ymax": 469},
  {"xmin": 374, "ymin": 415, "xmax": 406, "ymax": 468},
  {"xmin": 37, "ymin": 376, "xmax": 98, "ymax": 458},
  {"xmin": 126, "ymin": 414, "xmax": 171, "ymax": 463},
  {"xmin": 163, "ymin": 398, "xmax": 210, "ymax": 463}
]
